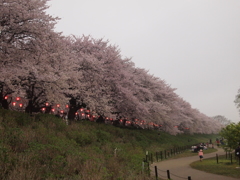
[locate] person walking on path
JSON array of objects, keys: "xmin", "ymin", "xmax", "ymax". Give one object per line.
[{"xmin": 198, "ymin": 149, "xmax": 203, "ymax": 161}]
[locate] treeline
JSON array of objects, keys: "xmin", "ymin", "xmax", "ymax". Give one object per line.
[{"xmin": 0, "ymin": 0, "xmax": 223, "ymax": 134}]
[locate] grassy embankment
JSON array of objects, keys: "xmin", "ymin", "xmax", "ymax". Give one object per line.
[{"xmin": 0, "ymin": 109, "xmax": 219, "ymax": 180}]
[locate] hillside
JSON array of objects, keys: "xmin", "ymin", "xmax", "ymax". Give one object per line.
[{"xmin": 0, "ymin": 109, "xmax": 218, "ymax": 180}]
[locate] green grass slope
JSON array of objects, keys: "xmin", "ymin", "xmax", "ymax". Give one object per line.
[{"xmin": 0, "ymin": 109, "xmax": 218, "ymax": 180}]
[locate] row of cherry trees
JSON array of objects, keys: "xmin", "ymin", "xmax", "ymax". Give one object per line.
[{"xmin": 0, "ymin": 0, "xmax": 223, "ymax": 134}]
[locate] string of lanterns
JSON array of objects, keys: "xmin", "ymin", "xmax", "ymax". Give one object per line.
[{"xmin": 3, "ymin": 95, "xmax": 190, "ymax": 130}]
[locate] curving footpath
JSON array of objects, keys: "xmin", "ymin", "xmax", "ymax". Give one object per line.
[{"xmin": 151, "ymin": 147, "xmax": 239, "ymax": 180}]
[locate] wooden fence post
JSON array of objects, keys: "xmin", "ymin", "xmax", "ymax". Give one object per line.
[
  {"xmin": 154, "ymin": 166, "xmax": 158, "ymax": 180},
  {"xmin": 151, "ymin": 153, "xmax": 153, "ymax": 164},
  {"xmin": 146, "ymin": 151, "xmax": 148, "ymax": 162},
  {"xmin": 147, "ymin": 162, "xmax": 150, "ymax": 177},
  {"xmin": 167, "ymin": 170, "xmax": 170, "ymax": 179}
]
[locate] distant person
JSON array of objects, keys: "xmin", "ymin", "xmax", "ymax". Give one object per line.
[{"xmin": 198, "ymin": 149, "xmax": 204, "ymax": 162}]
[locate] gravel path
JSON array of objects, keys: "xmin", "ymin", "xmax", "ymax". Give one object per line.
[{"xmin": 150, "ymin": 147, "xmax": 239, "ymax": 180}]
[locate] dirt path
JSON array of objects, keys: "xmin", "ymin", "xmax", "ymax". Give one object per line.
[{"xmin": 150, "ymin": 147, "xmax": 239, "ymax": 180}]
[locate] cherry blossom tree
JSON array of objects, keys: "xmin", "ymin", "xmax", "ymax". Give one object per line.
[
  {"xmin": 61, "ymin": 36, "xmax": 113, "ymax": 120},
  {"xmin": 0, "ymin": 0, "xmax": 58, "ymax": 63},
  {"xmin": 0, "ymin": 0, "xmax": 70, "ymax": 113}
]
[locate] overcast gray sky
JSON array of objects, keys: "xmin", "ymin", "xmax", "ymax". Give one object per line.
[{"xmin": 47, "ymin": 0, "xmax": 240, "ymax": 123}]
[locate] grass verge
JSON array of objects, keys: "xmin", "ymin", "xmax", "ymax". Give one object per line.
[{"xmin": 190, "ymin": 155, "xmax": 240, "ymax": 179}]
